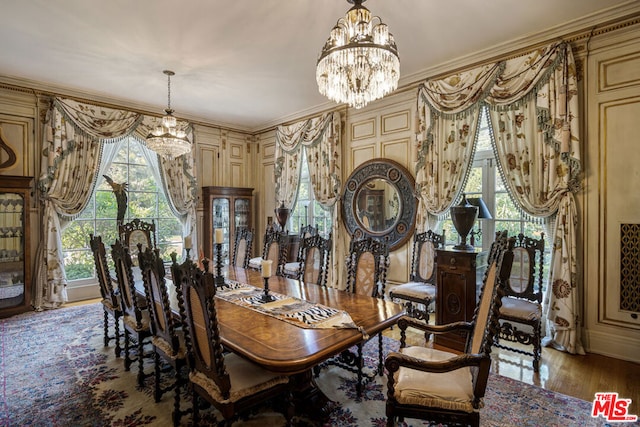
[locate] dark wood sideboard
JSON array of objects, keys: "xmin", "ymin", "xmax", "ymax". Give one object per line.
[{"xmin": 435, "ymin": 248, "xmax": 487, "ymax": 351}]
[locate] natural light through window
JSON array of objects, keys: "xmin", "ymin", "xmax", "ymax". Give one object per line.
[{"xmin": 61, "ymin": 138, "xmax": 182, "ymax": 282}]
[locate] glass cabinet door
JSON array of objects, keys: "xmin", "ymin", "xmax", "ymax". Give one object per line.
[
  {"xmin": 234, "ymin": 198, "xmax": 250, "ymax": 230},
  {"xmin": 213, "ymin": 198, "xmax": 230, "ymax": 263},
  {"xmin": 0, "ymin": 192, "xmax": 25, "ymax": 310}
]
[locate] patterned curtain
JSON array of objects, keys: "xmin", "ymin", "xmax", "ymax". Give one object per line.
[
  {"xmin": 275, "ymin": 112, "xmax": 342, "ymax": 287},
  {"xmin": 414, "ymin": 42, "xmax": 583, "ymax": 355},
  {"xmin": 35, "ymin": 98, "xmax": 143, "ymax": 309},
  {"xmin": 486, "ymin": 43, "xmax": 583, "ymax": 354},
  {"xmin": 415, "ymin": 63, "xmax": 504, "ymax": 230}
]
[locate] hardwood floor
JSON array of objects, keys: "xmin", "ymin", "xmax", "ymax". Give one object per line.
[{"xmin": 383, "ymin": 326, "xmax": 640, "ymax": 416}]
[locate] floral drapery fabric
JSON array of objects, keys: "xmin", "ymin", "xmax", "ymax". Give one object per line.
[
  {"xmin": 275, "ymin": 112, "xmax": 342, "ymax": 287},
  {"xmin": 415, "ymin": 42, "xmax": 583, "ymax": 354},
  {"xmin": 35, "ymin": 97, "xmax": 194, "ymax": 310}
]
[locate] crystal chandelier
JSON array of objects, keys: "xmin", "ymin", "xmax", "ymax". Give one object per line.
[
  {"xmin": 316, "ymin": 0, "xmax": 399, "ymax": 109},
  {"xmin": 146, "ymin": 70, "xmax": 191, "ymax": 159}
]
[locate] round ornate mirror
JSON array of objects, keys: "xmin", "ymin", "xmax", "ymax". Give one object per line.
[{"xmin": 342, "ymin": 159, "xmax": 417, "ymax": 250}]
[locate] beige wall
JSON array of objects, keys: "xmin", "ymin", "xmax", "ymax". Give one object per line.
[{"xmin": 1, "ymin": 15, "xmax": 640, "ymax": 362}]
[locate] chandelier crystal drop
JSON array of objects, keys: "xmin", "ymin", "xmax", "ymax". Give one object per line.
[
  {"xmin": 146, "ymin": 70, "xmax": 191, "ymax": 159},
  {"xmin": 316, "ymin": 0, "xmax": 399, "ymax": 109}
]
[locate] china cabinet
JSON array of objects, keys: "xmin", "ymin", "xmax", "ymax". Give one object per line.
[
  {"xmin": 202, "ymin": 186, "xmax": 253, "ymax": 264},
  {"xmin": 0, "ymin": 176, "xmax": 32, "ymax": 318}
]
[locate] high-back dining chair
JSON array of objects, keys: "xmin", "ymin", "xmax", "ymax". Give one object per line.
[
  {"xmin": 384, "ymin": 232, "xmax": 515, "ymax": 427},
  {"xmin": 111, "ymin": 238, "xmax": 152, "ymax": 387},
  {"xmin": 494, "ymin": 232, "xmax": 545, "ymax": 371},
  {"xmin": 231, "ymin": 227, "xmax": 254, "ymax": 268},
  {"xmin": 389, "ymin": 230, "xmax": 445, "ymax": 324},
  {"xmin": 323, "ymin": 235, "xmax": 390, "ymax": 398},
  {"xmin": 89, "ymin": 234, "xmax": 122, "ymax": 357},
  {"xmin": 283, "ymin": 224, "xmax": 320, "ymax": 278},
  {"xmin": 119, "ymin": 218, "xmax": 157, "ymax": 260},
  {"xmin": 138, "ymin": 246, "xmax": 190, "ymax": 426},
  {"xmin": 175, "ymin": 258, "xmax": 294, "ymax": 426},
  {"xmin": 248, "ymin": 225, "xmax": 289, "ymax": 275},
  {"xmin": 298, "ymin": 232, "xmax": 332, "ymax": 287}
]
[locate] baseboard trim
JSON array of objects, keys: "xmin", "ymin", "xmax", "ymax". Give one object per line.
[{"xmin": 584, "ymin": 328, "xmax": 640, "ymax": 363}]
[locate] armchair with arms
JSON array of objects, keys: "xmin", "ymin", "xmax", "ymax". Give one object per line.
[{"xmin": 384, "ymin": 231, "xmax": 514, "ymax": 427}]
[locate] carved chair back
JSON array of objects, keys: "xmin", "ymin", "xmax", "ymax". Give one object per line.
[
  {"xmin": 232, "ymin": 228, "xmax": 254, "ymax": 268},
  {"xmin": 111, "ymin": 238, "xmax": 146, "ymax": 327},
  {"xmin": 300, "ymin": 232, "xmax": 332, "ymax": 287},
  {"xmin": 504, "ymin": 233, "xmax": 545, "ymax": 303},
  {"xmin": 180, "ymin": 264, "xmax": 232, "ymax": 398},
  {"xmin": 138, "ymin": 246, "xmax": 181, "ymax": 356},
  {"xmin": 410, "ymin": 229, "xmax": 445, "ymax": 283},
  {"xmin": 346, "ymin": 235, "xmax": 390, "ymax": 298},
  {"xmin": 299, "ymin": 224, "xmax": 319, "ymax": 239},
  {"xmin": 89, "ymin": 234, "xmax": 119, "ymax": 309},
  {"xmin": 119, "ymin": 218, "xmax": 157, "ymax": 260},
  {"xmin": 467, "ymin": 231, "xmax": 514, "ymax": 356},
  {"xmin": 262, "ymin": 227, "xmax": 289, "ymax": 275}
]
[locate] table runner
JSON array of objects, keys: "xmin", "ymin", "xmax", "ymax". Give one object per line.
[{"xmin": 217, "ymin": 279, "xmax": 366, "ymax": 335}]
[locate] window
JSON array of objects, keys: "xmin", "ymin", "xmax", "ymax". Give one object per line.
[
  {"xmin": 288, "ymin": 154, "xmax": 333, "ymax": 235},
  {"xmin": 443, "ymin": 107, "xmax": 549, "ymax": 282},
  {"xmin": 61, "ymin": 138, "xmax": 183, "ymax": 282}
]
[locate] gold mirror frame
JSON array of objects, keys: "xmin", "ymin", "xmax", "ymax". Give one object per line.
[{"xmin": 342, "ymin": 159, "xmax": 417, "ymax": 250}]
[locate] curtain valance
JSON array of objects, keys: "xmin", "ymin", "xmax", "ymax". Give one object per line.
[
  {"xmin": 414, "ymin": 41, "xmax": 584, "ymax": 356},
  {"xmin": 35, "ymin": 96, "xmax": 196, "ymax": 311}
]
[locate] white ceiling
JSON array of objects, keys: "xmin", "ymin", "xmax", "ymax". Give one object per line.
[{"xmin": 0, "ymin": 0, "xmax": 637, "ymax": 131}]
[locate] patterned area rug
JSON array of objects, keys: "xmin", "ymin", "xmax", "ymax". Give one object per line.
[{"xmin": 1, "ymin": 303, "xmax": 633, "ymax": 426}]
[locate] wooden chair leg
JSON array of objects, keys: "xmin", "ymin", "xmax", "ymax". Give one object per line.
[
  {"xmin": 154, "ymin": 351, "xmax": 161, "ymax": 402},
  {"xmin": 377, "ymin": 333, "xmax": 384, "ymax": 376},
  {"xmin": 356, "ymin": 343, "xmax": 364, "ymax": 398},
  {"xmin": 124, "ymin": 329, "xmax": 132, "ymax": 371},
  {"xmin": 533, "ymin": 321, "xmax": 541, "ymax": 372},
  {"xmin": 137, "ymin": 336, "xmax": 146, "ymax": 387},
  {"xmin": 103, "ymin": 310, "xmax": 109, "ymax": 347},
  {"xmin": 114, "ymin": 315, "xmax": 121, "ymax": 357}
]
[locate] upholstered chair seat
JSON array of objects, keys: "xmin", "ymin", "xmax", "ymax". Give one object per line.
[
  {"xmin": 123, "ymin": 311, "xmax": 151, "ymax": 331},
  {"xmin": 189, "ymin": 352, "xmax": 289, "ymax": 404},
  {"xmin": 393, "ymin": 346, "xmax": 476, "ymax": 412},
  {"xmin": 499, "ymin": 297, "xmax": 542, "ymax": 321},
  {"xmin": 389, "ymin": 230, "xmax": 444, "ymax": 325},
  {"xmin": 391, "ymin": 282, "xmax": 436, "ymax": 302},
  {"xmin": 282, "ymin": 261, "xmax": 302, "ymax": 277},
  {"xmin": 151, "ymin": 329, "xmax": 187, "ymax": 360},
  {"xmin": 248, "ymin": 226, "xmax": 288, "ymax": 275}
]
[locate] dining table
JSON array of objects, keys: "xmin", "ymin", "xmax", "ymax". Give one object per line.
[{"xmin": 135, "ymin": 264, "xmax": 404, "ymax": 416}]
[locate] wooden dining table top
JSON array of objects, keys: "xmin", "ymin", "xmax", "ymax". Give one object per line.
[{"xmin": 139, "ymin": 265, "xmax": 404, "ymax": 375}]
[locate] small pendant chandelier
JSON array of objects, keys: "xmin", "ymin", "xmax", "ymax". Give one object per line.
[
  {"xmin": 146, "ymin": 70, "xmax": 191, "ymax": 159},
  {"xmin": 316, "ymin": 0, "xmax": 399, "ymax": 109}
]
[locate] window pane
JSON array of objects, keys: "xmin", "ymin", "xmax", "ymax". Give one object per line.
[
  {"xmin": 465, "ymin": 167, "xmax": 483, "ymax": 194},
  {"xmin": 128, "ymin": 164, "xmax": 156, "ymax": 191},
  {"xmin": 61, "ymin": 138, "xmax": 185, "ymax": 285},
  {"xmin": 62, "ymin": 220, "xmax": 95, "ymax": 250},
  {"xmin": 63, "ymin": 249, "xmax": 95, "ymax": 281},
  {"xmin": 129, "ymin": 192, "xmax": 157, "ymax": 218},
  {"xmin": 77, "ymin": 195, "xmax": 95, "ymax": 219},
  {"xmin": 495, "ymin": 192, "xmax": 520, "ymax": 220},
  {"xmin": 494, "ymin": 220, "xmax": 522, "ymax": 237},
  {"xmin": 95, "ymin": 190, "xmax": 117, "ymax": 218}
]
